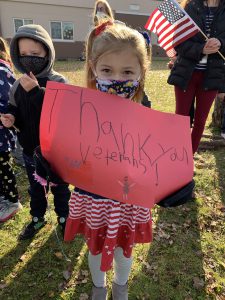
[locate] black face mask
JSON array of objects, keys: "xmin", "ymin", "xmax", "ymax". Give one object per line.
[{"xmin": 19, "ymin": 56, "xmax": 48, "ymax": 75}]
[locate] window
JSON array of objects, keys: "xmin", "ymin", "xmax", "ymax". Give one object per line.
[
  {"xmin": 129, "ymin": 4, "xmax": 140, "ymax": 11},
  {"xmin": 50, "ymin": 21, "xmax": 74, "ymax": 41},
  {"xmin": 14, "ymin": 18, "xmax": 33, "ymax": 32}
]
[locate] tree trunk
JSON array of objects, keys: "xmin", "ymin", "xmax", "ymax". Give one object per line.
[{"xmin": 211, "ymin": 93, "xmax": 225, "ymax": 128}]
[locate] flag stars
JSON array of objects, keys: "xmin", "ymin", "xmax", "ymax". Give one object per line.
[{"xmin": 159, "ymin": 0, "xmax": 185, "ymax": 24}]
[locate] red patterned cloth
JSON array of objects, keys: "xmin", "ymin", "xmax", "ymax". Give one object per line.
[{"xmin": 64, "ymin": 190, "xmax": 152, "ymax": 271}]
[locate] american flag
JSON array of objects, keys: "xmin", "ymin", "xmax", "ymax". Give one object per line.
[{"xmin": 145, "ymin": 0, "xmax": 200, "ymax": 57}]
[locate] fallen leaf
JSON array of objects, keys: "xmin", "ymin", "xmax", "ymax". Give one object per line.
[
  {"xmin": 193, "ymin": 277, "xmax": 205, "ymax": 290},
  {"xmin": 81, "ymin": 270, "xmax": 89, "ymax": 277},
  {"xmin": 49, "ymin": 291, "xmax": 55, "ymax": 298},
  {"xmin": 19, "ymin": 254, "xmax": 27, "ymax": 262},
  {"xmin": 0, "ymin": 283, "xmax": 7, "ymax": 289},
  {"xmin": 82, "ymin": 279, "xmax": 88, "ymax": 284},
  {"xmin": 79, "ymin": 293, "xmax": 89, "ymax": 300},
  {"xmin": 58, "ymin": 281, "xmax": 66, "ymax": 291},
  {"xmin": 55, "ymin": 252, "xmax": 63, "ymax": 260},
  {"xmin": 48, "ymin": 272, "xmax": 53, "ymax": 278},
  {"xmin": 63, "ymin": 270, "xmax": 71, "ymax": 281}
]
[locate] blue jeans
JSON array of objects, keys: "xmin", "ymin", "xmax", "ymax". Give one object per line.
[{"xmin": 23, "ymin": 152, "xmax": 70, "ymax": 218}]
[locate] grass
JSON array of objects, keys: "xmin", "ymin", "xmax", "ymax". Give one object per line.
[{"xmin": 0, "ymin": 60, "xmax": 224, "ymax": 300}]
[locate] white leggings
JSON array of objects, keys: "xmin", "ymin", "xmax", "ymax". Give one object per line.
[{"xmin": 88, "ymin": 247, "xmax": 133, "ymax": 287}]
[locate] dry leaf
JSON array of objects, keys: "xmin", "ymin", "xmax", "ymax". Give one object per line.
[
  {"xmin": 19, "ymin": 254, "xmax": 27, "ymax": 262},
  {"xmin": 49, "ymin": 291, "xmax": 55, "ymax": 298},
  {"xmin": 193, "ymin": 277, "xmax": 205, "ymax": 290},
  {"xmin": 0, "ymin": 283, "xmax": 7, "ymax": 289},
  {"xmin": 58, "ymin": 281, "xmax": 66, "ymax": 291},
  {"xmin": 55, "ymin": 252, "xmax": 63, "ymax": 259},
  {"xmin": 82, "ymin": 279, "xmax": 88, "ymax": 284},
  {"xmin": 63, "ymin": 270, "xmax": 71, "ymax": 281},
  {"xmin": 81, "ymin": 270, "xmax": 89, "ymax": 277},
  {"xmin": 48, "ymin": 272, "xmax": 53, "ymax": 278},
  {"xmin": 79, "ymin": 293, "xmax": 89, "ymax": 300}
]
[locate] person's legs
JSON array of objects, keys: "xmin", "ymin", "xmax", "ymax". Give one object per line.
[
  {"xmin": 23, "ymin": 153, "xmax": 47, "ymax": 218},
  {"xmin": 12, "ymin": 139, "xmax": 24, "ymax": 167},
  {"xmin": 19, "ymin": 153, "xmax": 47, "ymax": 239},
  {"xmin": 0, "ymin": 151, "xmax": 22, "ymax": 222},
  {"xmin": 112, "ymin": 247, "xmax": 132, "ymax": 300},
  {"xmin": 193, "ymin": 88, "xmax": 217, "ymax": 153},
  {"xmin": 52, "ymin": 184, "xmax": 70, "ymax": 233},
  {"xmin": 88, "ymin": 252, "xmax": 107, "ymax": 300},
  {"xmin": 0, "ymin": 152, "xmax": 18, "ymax": 203},
  {"xmin": 175, "ymin": 71, "xmax": 217, "ymax": 154},
  {"xmin": 189, "ymin": 98, "xmax": 195, "ymax": 128},
  {"xmin": 88, "ymin": 252, "xmax": 106, "ymax": 287},
  {"xmin": 175, "ymin": 72, "xmax": 200, "ymax": 117},
  {"xmin": 113, "ymin": 247, "xmax": 133, "ymax": 285}
]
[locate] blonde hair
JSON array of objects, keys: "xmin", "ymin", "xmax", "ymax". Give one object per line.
[
  {"xmin": 0, "ymin": 37, "xmax": 11, "ymax": 64},
  {"xmin": 93, "ymin": 0, "xmax": 114, "ymax": 26},
  {"xmin": 180, "ymin": 0, "xmax": 190, "ymax": 8},
  {"xmin": 85, "ymin": 21, "xmax": 150, "ymax": 103}
]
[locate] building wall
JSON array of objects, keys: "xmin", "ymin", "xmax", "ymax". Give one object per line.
[
  {"xmin": 0, "ymin": 0, "xmax": 164, "ymax": 58},
  {"xmin": 0, "ymin": 1, "xmax": 92, "ymax": 40}
]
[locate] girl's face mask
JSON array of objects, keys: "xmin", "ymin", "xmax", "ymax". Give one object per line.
[
  {"xmin": 96, "ymin": 78, "xmax": 140, "ymax": 99},
  {"xmin": 96, "ymin": 11, "xmax": 108, "ymax": 18},
  {"xmin": 19, "ymin": 55, "xmax": 48, "ymax": 75}
]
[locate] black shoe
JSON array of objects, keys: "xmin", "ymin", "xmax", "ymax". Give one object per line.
[
  {"xmin": 57, "ymin": 216, "xmax": 67, "ymax": 237},
  {"xmin": 19, "ymin": 217, "xmax": 47, "ymax": 240}
]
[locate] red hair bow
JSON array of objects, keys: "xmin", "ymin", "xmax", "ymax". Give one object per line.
[{"xmin": 95, "ymin": 21, "xmax": 113, "ymax": 36}]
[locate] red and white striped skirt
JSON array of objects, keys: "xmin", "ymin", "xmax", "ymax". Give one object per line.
[{"xmin": 64, "ymin": 190, "xmax": 152, "ymax": 271}]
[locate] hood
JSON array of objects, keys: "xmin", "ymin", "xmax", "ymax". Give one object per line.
[{"xmin": 10, "ymin": 24, "xmax": 55, "ymax": 78}]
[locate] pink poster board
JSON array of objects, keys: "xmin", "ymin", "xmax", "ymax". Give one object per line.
[{"xmin": 40, "ymin": 82, "xmax": 193, "ymax": 209}]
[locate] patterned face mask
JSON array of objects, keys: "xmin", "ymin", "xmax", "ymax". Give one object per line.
[
  {"xmin": 19, "ymin": 56, "xmax": 48, "ymax": 75},
  {"xmin": 96, "ymin": 78, "xmax": 140, "ymax": 99}
]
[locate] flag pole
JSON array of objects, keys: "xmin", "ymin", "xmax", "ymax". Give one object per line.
[{"xmin": 174, "ymin": 0, "xmax": 225, "ymax": 61}]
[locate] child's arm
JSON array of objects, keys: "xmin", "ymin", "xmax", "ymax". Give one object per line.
[
  {"xmin": 20, "ymin": 72, "xmax": 46, "ymax": 112},
  {"xmin": 0, "ymin": 66, "xmax": 15, "ymax": 114}
]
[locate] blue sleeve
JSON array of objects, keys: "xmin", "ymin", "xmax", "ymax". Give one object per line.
[{"xmin": 0, "ymin": 68, "xmax": 16, "ymax": 114}]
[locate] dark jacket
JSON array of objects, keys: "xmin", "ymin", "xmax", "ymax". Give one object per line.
[
  {"xmin": 0, "ymin": 59, "xmax": 16, "ymax": 152},
  {"xmin": 167, "ymin": 0, "xmax": 225, "ymax": 91},
  {"xmin": 8, "ymin": 24, "xmax": 67, "ymax": 156}
]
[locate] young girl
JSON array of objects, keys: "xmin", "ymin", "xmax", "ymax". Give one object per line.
[
  {"xmin": 64, "ymin": 22, "xmax": 152, "ymax": 300},
  {"xmin": 93, "ymin": 0, "xmax": 114, "ymax": 26},
  {"xmin": 0, "ymin": 37, "xmax": 21, "ymax": 222}
]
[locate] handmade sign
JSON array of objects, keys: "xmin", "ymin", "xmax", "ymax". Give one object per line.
[{"xmin": 40, "ymin": 82, "xmax": 193, "ymax": 209}]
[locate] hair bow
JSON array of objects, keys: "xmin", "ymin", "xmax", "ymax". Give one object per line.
[{"xmin": 95, "ymin": 20, "xmax": 113, "ymax": 36}]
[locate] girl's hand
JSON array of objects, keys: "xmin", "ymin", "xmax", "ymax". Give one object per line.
[
  {"xmin": 203, "ymin": 38, "xmax": 221, "ymax": 54},
  {"xmin": 20, "ymin": 72, "xmax": 39, "ymax": 92},
  {"xmin": 0, "ymin": 113, "xmax": 15, "ymax": 128}
]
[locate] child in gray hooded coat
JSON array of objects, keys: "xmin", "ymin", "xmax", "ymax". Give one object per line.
[{"xmin": 2, "ymin": 24, "xmax": 71, "ymax": 239}]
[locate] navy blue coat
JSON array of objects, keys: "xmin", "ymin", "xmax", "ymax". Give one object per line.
[{"xmin": 0, "ymin": 59, "xmax": 16, "ymax": 152}]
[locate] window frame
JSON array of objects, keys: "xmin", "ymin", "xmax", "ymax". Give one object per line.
[
  {"xmin": 50, "ymin": 21, "xmax": 74, "ymax": 42},
  {"xmin": 13, "ymin": 18, "xmax": 33, "ymax": 33}
]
